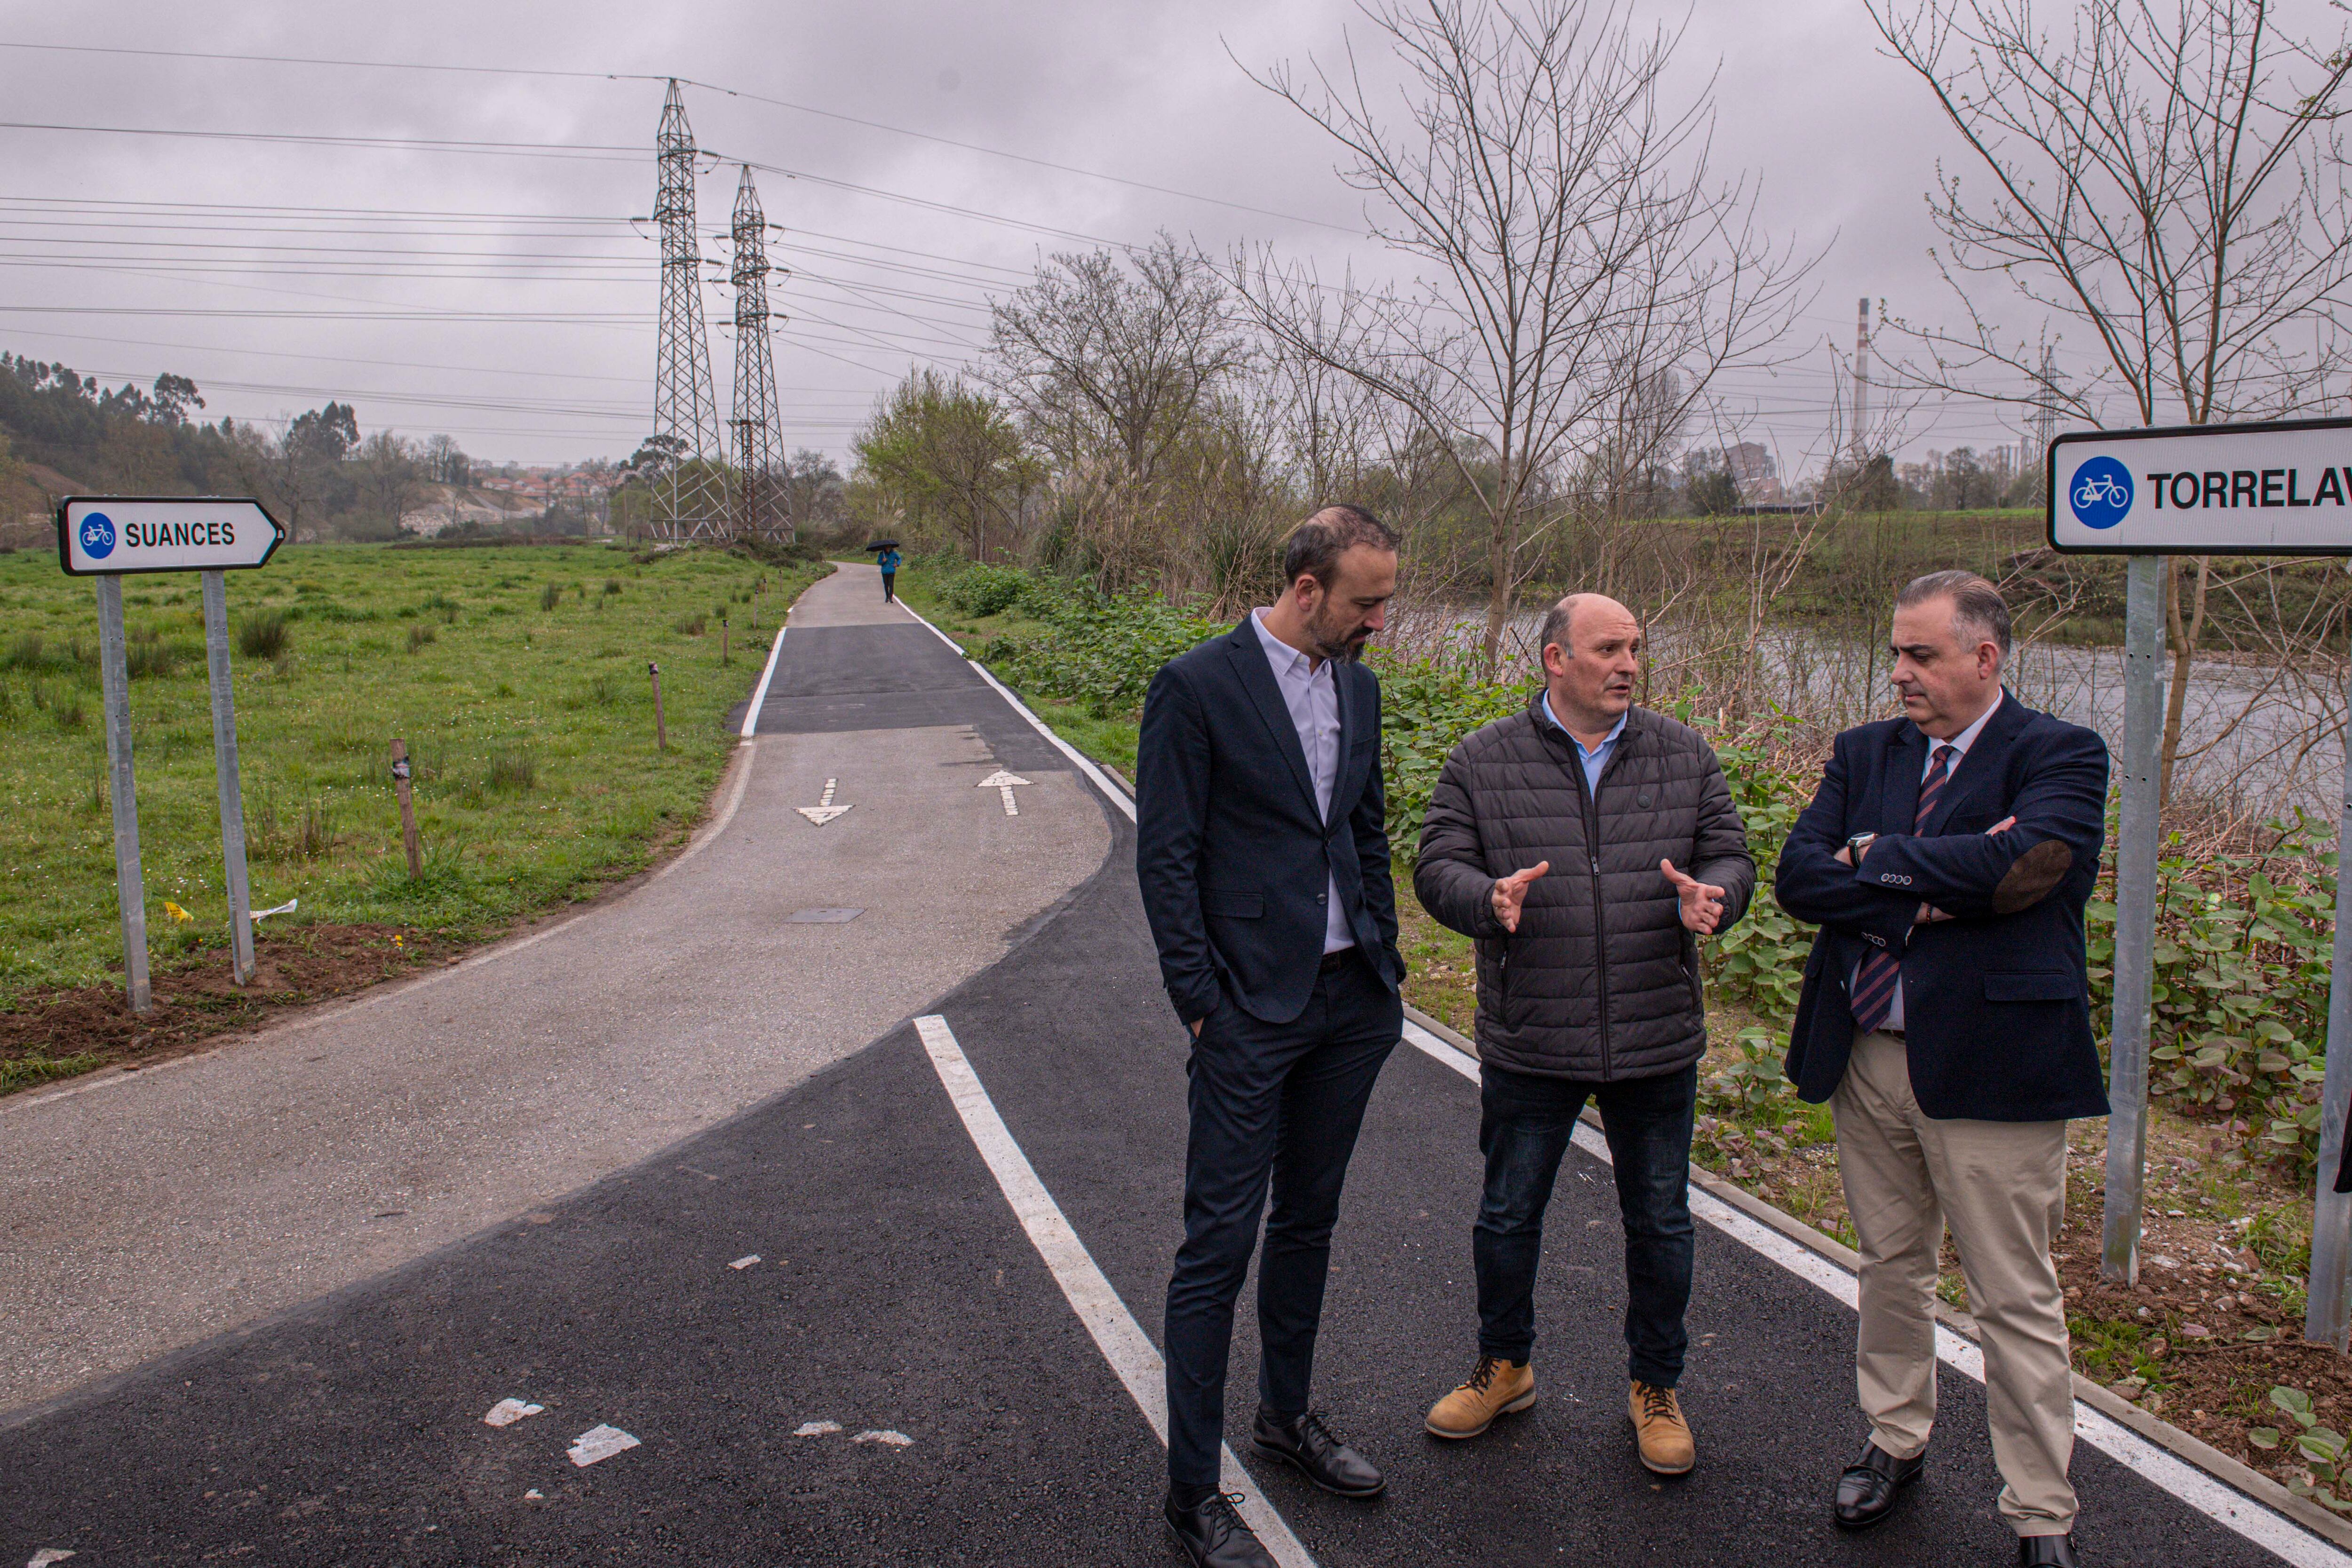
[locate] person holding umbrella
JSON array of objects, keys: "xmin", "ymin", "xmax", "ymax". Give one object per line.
[{"xmin": 870, "ymin": 540, "xmax": 903, "ymax": 602}]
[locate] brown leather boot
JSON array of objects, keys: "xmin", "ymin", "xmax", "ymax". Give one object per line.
[
  {"xmin": 1630, "ymin": 1380, "xmax": 1695, "ymax": 1475},
  {"xmin": 1425, "ymin": 1355, "xmax": 1536, "ymax": 1440}
]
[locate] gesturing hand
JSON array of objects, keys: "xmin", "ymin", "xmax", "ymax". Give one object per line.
[
  {"xmin": 1491, "ymin": 861, "xmax": 1549, "ymax": 933},
  {"xmin": 1661, "ymin": 859, "xmax": 1727, "ymax": 935}
]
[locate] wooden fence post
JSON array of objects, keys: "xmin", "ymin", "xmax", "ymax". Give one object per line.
[{"xmin": 389, "ymin": 738, "xmax": 422, "ymax": 877}]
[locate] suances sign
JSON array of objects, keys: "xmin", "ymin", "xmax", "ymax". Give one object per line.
[{"xmin": 56, "ymin": 496, "xmax": 285, "ymax": 576}]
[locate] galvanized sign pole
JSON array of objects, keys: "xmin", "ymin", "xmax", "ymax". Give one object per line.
[
  {"xmin": 56, "ymin": 495, "xmax": 284, "ymax": 1013},
  {"xmin": 93, "ymin": 574, "xmax": 151, "ymax": 1014},
  {"xmin": 2305, "ymin": 636, "xmax": 2352, "ymax": 1348},
  {"xmin": 2047, "ymin": 416, "xmax": 2352, "ymax": 1335},
  {"xmin": 201, "ymin": 569, "xmax": 256, "ymax": 985},
  {"xmin": 2100, "ymin": 555, "xmax": 2166, "ymax": 1282}
]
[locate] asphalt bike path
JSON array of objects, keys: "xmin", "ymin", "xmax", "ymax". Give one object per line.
[
  {"xmin": 0, "ymin": 559, "xmax": 1102, "ymax": 1411},
  {"xmin": 0, "ymin": 574, "xmax": 2336, "ymax": 1565}
]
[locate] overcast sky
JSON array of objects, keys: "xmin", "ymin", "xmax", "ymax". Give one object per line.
[{"xmin": 0, "ymin": 0, "xmax": 2304, "ymax": 479}]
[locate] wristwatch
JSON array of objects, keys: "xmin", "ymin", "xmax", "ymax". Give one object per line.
[{"xmin": 1845, "ymin": 831, "xmax": 1879, "ymax": 860}]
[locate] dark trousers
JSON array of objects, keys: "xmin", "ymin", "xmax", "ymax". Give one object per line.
[
  {"xmin": 1474, "ymin": 1060, "xmax": 1697, "ymax": 1387},
  {"xmin": 1163, "ymin": 953, "xmax": 1399, "ymax": 1491},
  {"xmin": 881, "ymin": 570, "xmax": 896, "ymax": 602}
]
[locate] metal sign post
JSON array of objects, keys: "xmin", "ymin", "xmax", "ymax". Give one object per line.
[
  {"xmin": 201, "ymin": 569, "xmax": 256, "ymax": 985},
  {"xmin": 56, "ymin": 495, "xmax": 283, "ymax": 1013},
  {"xmin": 2100, "ymin": 555, "xmax": 2166, "ymax": 1282},
  {"xmin": 2048, "ymin": 417, "xmax": 2352, "ymax": 1338},
  {"xmin": 93, "ymin": 575, "xmax": 151, "ymax": 1014}
]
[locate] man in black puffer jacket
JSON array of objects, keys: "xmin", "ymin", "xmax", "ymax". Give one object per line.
[{"xmin": 1414, "ymin": 592, "xmax": 1753, "ymax": 1476}]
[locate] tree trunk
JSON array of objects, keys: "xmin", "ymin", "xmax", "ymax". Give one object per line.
[
  {"xmin": 2157, "ymin": 554, "xmax": 2210, "ymax": 810},
  {"xmin": 1482, "ymin": 507, "xmax": 1515, "ymax": 679}
]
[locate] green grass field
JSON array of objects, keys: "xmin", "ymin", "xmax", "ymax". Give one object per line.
[{"xmin": 0, "ymin": 541, "xmax": 825, "ymax": 1005}]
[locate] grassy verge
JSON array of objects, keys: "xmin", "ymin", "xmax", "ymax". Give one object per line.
[
  {"xmin": 894, "ymin": 555, "xmax": 2346, "ymax": 1498},
  {"xmin": 0, "ymin": 541, "xmax": 827, "ymax": 1082}
]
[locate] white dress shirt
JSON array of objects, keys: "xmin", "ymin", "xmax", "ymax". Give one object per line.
[
  {"xmin": 1251, "ymin": 609, "xmax": 1355, "ymax": 954},
  {"xmin": 1870, "ymin": 691, "xmax": 2002, "ymax": 1031}
]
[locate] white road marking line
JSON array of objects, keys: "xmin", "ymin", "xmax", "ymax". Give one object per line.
[
  {"xmin": 28, "ymin": 1551, "xmax": 76, "ymax": 1567},
  {"xmin": 729, "ymin": 1254, "xmax": 761, "ymax": 1270},
  {"xmin": 854, "ymin": 1429, "xmax": 914, "ymax": 1447},
  {"xmin": 913, "ymin": 1014, "xmax": 1315, "ymax": 1568},
  {"xmin": 482, "ymin": 1398, "xmax": 544, "ymax": 1427},
  {"xmin": 739, "ymin": 624, "xmax": 788, "ymax": 739},
  {"xmin": 565, "ymin": 1424, "xmax": 641, "ymax": 1467},
  {"xmin": 796, "ymin": 776, "xmax": 852, "ymax": 826},
  {"xmin": 794, "ymin": 1420, "xmax": 842, "ymax": 1437},
  {"xmin": 1396, "ymin": 1020, "xmax": 2349, "ymax": 1567}
]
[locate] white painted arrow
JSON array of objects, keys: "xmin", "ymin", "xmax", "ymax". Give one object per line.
[
  {"xmin": 796, "ymin": 777, "xmax": 853, "ymax": 826},
  {"xmin": 978, "ymin": 769, "xmax": 1030, "ymax": 817}
]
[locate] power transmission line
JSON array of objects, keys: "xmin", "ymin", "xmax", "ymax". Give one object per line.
[
  {"xmin": 729, "ymin": 166, "xmax": 791, "ymax": 541},
  {"xmin": 651, "ymin": 80, "xmax": 729, "ymax": 540}
]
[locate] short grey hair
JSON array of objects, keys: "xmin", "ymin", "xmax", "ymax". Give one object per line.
[
  {"xmin": 1897, "ymin": 569, "xmax": 2011, "ymax": 660},
  {"xmin": 1538, "ymin": 594, "xmax": 1582, "ymax": 658}
]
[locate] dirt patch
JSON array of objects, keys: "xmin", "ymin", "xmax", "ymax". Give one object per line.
[{"xmin": 1, "ymin": 923, "xmax": 477, "ymax": 1092}]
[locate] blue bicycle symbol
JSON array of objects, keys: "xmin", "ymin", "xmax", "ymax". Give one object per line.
[
  {"xmin": 79, "ymin": 511, "xmax": 116, "ymax": 559},
  {"xmin": 2067, "ymin": 456, "xmax": 2133, "ymax": 529}
]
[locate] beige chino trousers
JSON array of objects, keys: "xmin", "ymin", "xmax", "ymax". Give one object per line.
[{"xmin": 1832, "ymin": 1028, "xmax": 2078, "ymax": 1537}]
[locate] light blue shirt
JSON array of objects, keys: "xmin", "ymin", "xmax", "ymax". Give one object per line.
[
  {"xmin": 1540, "ymin": 693, "xmax": 1627, "ymax": 797},
  {"xmin": 1251, "ymin": 610, "xmax": 1353, "ymax": 954}
]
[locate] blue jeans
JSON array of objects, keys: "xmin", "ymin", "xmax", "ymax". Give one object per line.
[
  {"xmin": 1473, "ymin": 1061, "xmax": 1697, "ymax": 1387},
  {"xmin": 1163, "ymin": 953, "xmax": 1400, "ymax": 1492}
]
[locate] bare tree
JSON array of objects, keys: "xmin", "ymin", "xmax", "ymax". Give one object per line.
[
  {"xmin": 987, "ymin": 235, "xmax": 1248, "ymax": 490},
  {"xmin": 1237, "ymin": 0, "xmax": 1812, "ymax": 673},
  {"xmin": 1870, "ymin": 0, "xmax": 2352, "ymax": 800}
]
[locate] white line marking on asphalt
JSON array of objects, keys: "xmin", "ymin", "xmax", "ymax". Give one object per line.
[
  {"xmin": 913, "ymin": 1014, "xmax": 1316, "ymax": 1568},
  {"xmin": 729, "ymin": 1254, "xmax": 761, "ymax": 1270},
  {"xmin": 482, "ymin": 1398, "xmax": 544, "ymax": 1427},
  {"xmin": 565, "ymin": 1424, "xmax": 640, "ymax": 1467},
  {"xmin": 794, "ymin": 1420, "xmax": 842, "ymax": 1437},
  {"xmin": 28, "ymin": 1550, "xmax": 76, "ymax": 1567},
  {"xmin": 854, "ymin": 1429, "xmax": 914, "ymax": 1447},
  {"xmin": 1396, "ymin": 1020, "xmax": 2348, "ymax": 1567},
  {"xmin": 740, "ymin": 625, "xmax": 789, "ymax": 739}
]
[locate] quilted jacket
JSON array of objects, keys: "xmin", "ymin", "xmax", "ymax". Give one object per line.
[{"xmin": 1413, "ymin": 695, "xmax": 1755, "ymax": 1081}]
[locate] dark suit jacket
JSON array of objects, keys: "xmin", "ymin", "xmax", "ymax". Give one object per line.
[
  {"xmin": 1775, "ymin": 691, "xmax": 2111, "ymax": 1122},
  {"xmin": 1136, "ymin": 620, "xmax": 1403, "ymax": 1027}
]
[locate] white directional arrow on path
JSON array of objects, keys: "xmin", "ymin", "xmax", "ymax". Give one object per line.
[
  {"xmin": 978, "ymin": 769, "xmax": 1029, "ymax": 817},
  {"xmin": 796, "ymin": 777, "xmax": 853, "ymax": 826}
]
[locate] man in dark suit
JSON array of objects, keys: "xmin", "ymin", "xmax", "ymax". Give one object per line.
[
  {"xmin": 1776, "ymin": 572, "xmax": 2109, "ymax": 1568},
  {"xmin": 1137, "ymin": 505, "xmax": 1406, "ymax": 1568}
]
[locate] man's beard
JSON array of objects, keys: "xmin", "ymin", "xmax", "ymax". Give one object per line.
[{"xmin": 1308, "ymin": 609, "xmax": 1371, "ymax": 663}]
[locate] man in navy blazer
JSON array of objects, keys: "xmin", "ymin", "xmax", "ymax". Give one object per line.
[
  {"xmin": 1777, "ymin": 572, "xmax": 2108, "ymax": 1567},
  {"xmin": 1137, "ymin": 506, "xmax": 1406, "ymax": 1568}
]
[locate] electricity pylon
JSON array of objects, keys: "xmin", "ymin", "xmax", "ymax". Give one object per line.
[
  {"xmin": 651, "ymin": 79, "xmax": 729, "ymax": 541},
  {"xmin": 729, "ymin": 165, "xmax": 791, "ymax": 542}
]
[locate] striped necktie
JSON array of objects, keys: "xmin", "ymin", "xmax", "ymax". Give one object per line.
[{"xmin": 1850, "ymin": 742, "xmax": 1955, "ymax": 1035}]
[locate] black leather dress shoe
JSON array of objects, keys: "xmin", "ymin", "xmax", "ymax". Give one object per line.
[
  {"xmin": 1833, "ymin": 1440, "xmax": 1926, "ymax": 1529},
  {"xmin": 1251, "ymin": 1408, "xmax": 1387, "ymax": 1497},
  {"xmin": 2018, "ymin": 1534, "xmax": 2078, "ymax": 1567},
  {"xmin": 1165, "ymin": 1490, "xmax": 1277, "ymax": 1568}
]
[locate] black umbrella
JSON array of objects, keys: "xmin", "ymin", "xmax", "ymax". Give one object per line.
[{"xmin": 863, "ymin": 539, "xmax": 900, "ymax": 552}]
